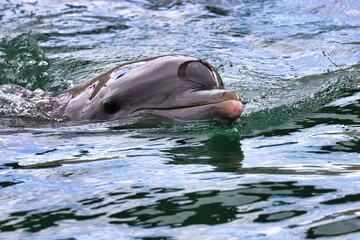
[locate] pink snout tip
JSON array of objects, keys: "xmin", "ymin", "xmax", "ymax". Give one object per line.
[
  {"xmin": 226, "ymin": 100, "xmax": 243, "ymax": 120},
  {"xmin": 216, "ymin": 99, "xmax": 243, "ymax": 121}
]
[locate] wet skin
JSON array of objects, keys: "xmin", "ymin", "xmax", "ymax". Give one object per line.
[{"xmin": 59, "ymin": 55, "xmax": 243, "ymax": 124}]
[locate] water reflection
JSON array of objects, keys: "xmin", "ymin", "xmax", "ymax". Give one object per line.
[
  {"xmin": 254, "ymin": 210, "xmax": 307, "ymax": 223},
  {"xmin": 0, "ymin": 208, "xmax": 105, "ymax": 233},
  {"xmin": 307, "ymin": 217, "xmax": 360, "ymax": 238},
  {"xmin": 107, "ymin": 181, "xmax": 334, "ymax": 228},
  {"xmin": 0, "ymin": 181, "xmax": 334, "ymax": 233},
  {"xmin": 165, "ymin": 132, "xmax": 244, "ymax": 172}
]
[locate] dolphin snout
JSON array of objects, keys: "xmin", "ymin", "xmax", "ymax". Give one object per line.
[
  {"xmin": 222, "ymin": 91, "xmax": 240, "ymax": 101},
  {"xmin": 215, "ymin": 91, "xmax": 243, "ymax": 122},
  {"xmin": 223, "ymin": 100, "xmax": 243, "ymax": 120}
]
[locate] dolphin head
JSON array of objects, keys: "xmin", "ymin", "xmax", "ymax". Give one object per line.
[{"xmin": 63, "ymin": 55, "xmax": 243, "ymax": 124}]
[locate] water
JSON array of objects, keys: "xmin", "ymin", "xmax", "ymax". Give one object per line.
[{"xmin": 0, "ymin": 0, "xmax": 359, "ymax": 239}]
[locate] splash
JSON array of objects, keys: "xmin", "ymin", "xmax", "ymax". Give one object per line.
[
  {"xmin": 0, "ymin": 84, "xmax": 52, "ymax": 119},
  {"xmin": 237, "ymin": 64, "xmax": 360, "ymax": 136}
]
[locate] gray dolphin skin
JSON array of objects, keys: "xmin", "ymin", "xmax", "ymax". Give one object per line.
[{"xmin": 53, "ymin": 55, "xmax": 243, "ymax": 124}]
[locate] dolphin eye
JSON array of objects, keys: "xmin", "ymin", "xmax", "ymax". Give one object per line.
[{"xmin": 103, "ymin": 100, "xmax": 121, "ymax": 115}]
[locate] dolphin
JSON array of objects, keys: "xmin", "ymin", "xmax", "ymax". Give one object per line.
[{"xmin": 1, "ymin": 55, "xmax": 243, "ymax": 124}]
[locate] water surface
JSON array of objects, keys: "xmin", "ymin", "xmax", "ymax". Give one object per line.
[{"xmin": 0, "ymin": 0, "xmax": 359, "ymax": 239}]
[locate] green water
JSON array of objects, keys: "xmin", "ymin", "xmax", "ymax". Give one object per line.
[{"xmin": 0, "ymin": 0, "xmax": 359, "ymax": 239}]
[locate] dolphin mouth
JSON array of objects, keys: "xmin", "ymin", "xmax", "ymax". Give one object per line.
[{"xmin": 134, "ymin": 91, "xmax": 243, "ymax": 124}]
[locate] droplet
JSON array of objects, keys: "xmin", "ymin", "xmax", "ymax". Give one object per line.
[{"xmin": 38, "ymin": 61, "xmax": 48, "ymax": 66}]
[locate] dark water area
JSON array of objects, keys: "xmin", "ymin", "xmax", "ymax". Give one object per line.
[{"xmin": 0, "ymin": 0, "xmax": 359, "ymax": 239}]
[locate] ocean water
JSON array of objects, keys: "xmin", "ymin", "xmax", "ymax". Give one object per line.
[{"xmin": 0, "ymin": 0, "xmax": 359, "ymax": 239}]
